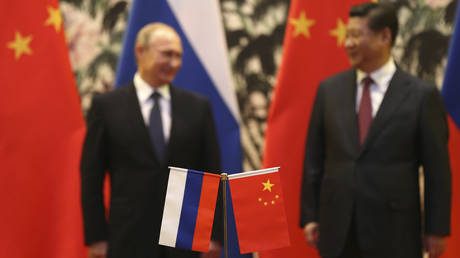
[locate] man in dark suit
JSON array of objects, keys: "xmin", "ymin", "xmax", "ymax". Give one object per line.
[
  {"xmin": 81, "ymin": 23, "xmax": 221, "ymax": 258},
  {"xmin": 300, "ymin": 3, "xmax": 451, "ymax": 258}
]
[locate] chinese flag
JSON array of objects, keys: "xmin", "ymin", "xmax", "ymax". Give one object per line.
[
  {"xmin": 0, "ymin": 1, "xmax": 86, "ymax": 258},
  {"xmin": 228, "ymin": 167, "xmax": 290, "ymax": 254},
  {"xmin": 261, "ymin": 0, "xmax": 367, "ymax": 257}
]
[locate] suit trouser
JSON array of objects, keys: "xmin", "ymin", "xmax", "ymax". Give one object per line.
[
  {"xmin": 322, "ymin": 215, "xmax": 362, "ymax": 258},
  {"xmin": 158, "ymin": 245, "xmax": 200, "ymax": 258}
]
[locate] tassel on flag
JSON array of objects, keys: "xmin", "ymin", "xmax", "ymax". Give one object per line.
[
  {"xmin": 228, "ymin": 167, "xmax": 290, "ymax": 254},
  {"xmin": 159, "ymin": 167, "xmax": 220, "ymax": 252}
]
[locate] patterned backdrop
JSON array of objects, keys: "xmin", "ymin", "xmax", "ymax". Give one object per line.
[{"xmin": 61, "ymin": 0, "xmax": 457, "ymax": 171}]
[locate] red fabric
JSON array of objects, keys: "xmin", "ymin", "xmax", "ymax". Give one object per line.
[
  {"xmin": 0, "ymin": 1, "xmax": 86, "ymax": 257},
  {"xmin": 444, "ymin": 119, "xmax": 460, "ymax": 257},
  {"xmin": 261, "ymin": 1, "xmax": 366, "ymax": 257},
  {"xmin": 228, "ymin": 171, "xmax": 289, "ymax": 254},
  {"xmin": 192, "ymin": 173, "xmax": 220, "ymax": 252},
  {"xmin": 358, "ymin": 76, "xmax": 373, "ymax": 145}
]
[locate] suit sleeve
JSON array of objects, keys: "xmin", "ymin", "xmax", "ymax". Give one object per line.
[
  {"xmin": 418, "ymin": 85, "xmax": 452, "ymax": 236},
  {"xmin": 80, "ymin": 95, "xmax": 109, "ymax": 245},
  {"xmin": 300, "ymin": 83, "xmax": 326, "ymax": 227}
]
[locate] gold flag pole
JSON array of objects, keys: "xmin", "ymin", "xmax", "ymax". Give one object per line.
[{"xmin": 221, "ymin": 173, "xmax": 228, "ymax": 258}]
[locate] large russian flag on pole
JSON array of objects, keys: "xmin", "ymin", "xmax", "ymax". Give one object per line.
[
  {"xmin": 441, "ymin": 2, "xmax": 460, "ymax": 256},
  {"xmin": 115, "ymin": 0, "xmax": 240, "ymax": 173},
  {"xmin": 115, "ymin": 0, "xmax": 245, "ymax": 256},
  {"xmin": 159, "ymin": 167, "xmax": 220, "ymax": 252}
]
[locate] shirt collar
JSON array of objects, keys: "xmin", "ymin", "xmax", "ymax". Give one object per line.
[
  {"xmin": 356, "ymin": 57, "xmax": 396, "ymax": 88},
  {"xmin": 134, "ymin": 73, "xmax": 171, "ymax": 103}
]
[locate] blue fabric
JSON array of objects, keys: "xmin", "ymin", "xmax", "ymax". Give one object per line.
[
  {"xmin": 115, "ymin": 1, "xmax": 246, "ymax": 256},
  {"xmin": 442, "ymin": 2, "xmax": 460, "ymax": 129},
  {"xmin": 176, "ymin": 170, "xmax": 203, "ymax": 250},
  {"xmin": 149, "ymin": 92, "xmax": 166, "ymax": 163},
  {"xmin": 115, "ymin": 0, "xmax": 242, "ymax": 175}
]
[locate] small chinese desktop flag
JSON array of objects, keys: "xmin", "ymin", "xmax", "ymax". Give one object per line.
[
  {"xmin": 159, "ymin": 167, "xmax": 221, "ymax": 252},
  {"xmin": 228, "ymin": 167, "xmax": 290, "ymax": 253}
]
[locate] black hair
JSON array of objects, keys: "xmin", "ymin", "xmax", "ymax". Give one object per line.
[{"xmin": 350, "ymin": 3, "xmax": 399, "ymax": 46}]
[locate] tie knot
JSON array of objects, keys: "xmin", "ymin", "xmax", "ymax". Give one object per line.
[
  {"xmin": 151, "ymin": 91, "xmax": 161, "ymax": 101},
  {"xmin": 362, "ymin": 76, "xmax": 373, "ymax": 87}
]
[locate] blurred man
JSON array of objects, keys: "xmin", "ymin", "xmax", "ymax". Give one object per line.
[
  {"xmin": 81, "ymin": 23, "xmax": 221, "ymax": 258},
  {"xmin": 300, "ymin": 3, "xmax": 451, "ymax": 258}
]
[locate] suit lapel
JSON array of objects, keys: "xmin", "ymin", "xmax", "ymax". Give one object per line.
[
  {"xmin": 361, "ymin": 69, "xmax": 412, "ymax": 152},
  {"xmin": 340, "ymin": 70, "xmax": 361, "ymax": 155}
]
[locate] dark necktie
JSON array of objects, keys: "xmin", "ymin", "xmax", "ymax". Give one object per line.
[
  {"xmin": 149, "ymin": 91, "xmax": 166, "ymax": 162},
  {"xmin": 358, "ymin": 76, "xmax": 373, "ymax": 145}
]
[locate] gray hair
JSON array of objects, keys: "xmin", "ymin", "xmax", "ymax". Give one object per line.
[{"xmin": 135, "ymin": 23, "xmax": 178, "ymax": 48}]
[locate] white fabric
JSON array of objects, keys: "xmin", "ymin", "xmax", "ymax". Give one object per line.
[
  {"xmin": 158, "ymin": 167, "xmax": 188, "ymax": 247},
  {"xmin": 167, "ymin": 0, "xmax": 241, "ymax": 124},
  {"xmin": 227, "ymin": 167, "xmax": 280, "ymax": 180},
  {"xmin": 134, "ymin": 73, "xmax": 172, "ymax": 141},
  {"xmin": 356, "ymin": 58, "xmax": 397, "ymax": 117}
]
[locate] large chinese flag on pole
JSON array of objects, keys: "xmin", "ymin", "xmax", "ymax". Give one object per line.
[
  {"xmin": 0, "ymin": 1, "xmax": 86, "ymax": 257},
  {"xmin": 441, "ymin": 2, "xmax": 460, "ymax": 256},
  {"xmin": 261, "ymin": 0, "xmax": 368, "ymax": 257}
]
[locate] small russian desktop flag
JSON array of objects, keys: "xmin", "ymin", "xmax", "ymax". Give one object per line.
[{"xmin": 159, "ymin": 167, "xmax": 221, "ymax": 252}]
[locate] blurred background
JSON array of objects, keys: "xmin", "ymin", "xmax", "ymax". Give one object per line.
[
  {"xmin": 63, "ymin": 0, "xmax": 458, "ymax": 171},
  {"xmin": 1, "ymin": 0, "xmax": 458, "ymax": 257}
]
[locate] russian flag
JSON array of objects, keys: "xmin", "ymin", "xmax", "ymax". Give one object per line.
[
  {"xmin": 442, "ymin": 2, "xmax": 460, "ymax": 129},
  {"xmin": 159, "ymin": 167, "xmax": 220, "ymax": 251},
  {"xmin": 115, "ymin": 0, "xmax": 246, "ymax": 256},
  {"xmin": 114, "ymin": 0, "xmax": 241, "ymax": 173},
  {"xmin": 441, "ymin": 2, "xmax": 460, "ymax": 256}
]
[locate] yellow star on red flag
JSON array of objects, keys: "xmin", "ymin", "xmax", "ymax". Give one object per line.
[
  {"xmin": 290, "ymin": 11, "xmax": 316, "ymax": 38},
  {"xmin": 330, "ymin": 18, "xmax": 347, "ymax": 46},
  {"xmin": 44, "ymin": 6, "xmax": 62, "ymax": 32},
  {"xmin": 7, "ymin": 31, "xmax": 33, "ymax": 60},
  {"xmin": 262, "ymin": 179, "xmax": 274, "ymax": 192}
]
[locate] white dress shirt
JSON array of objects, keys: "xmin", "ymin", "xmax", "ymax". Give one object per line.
[
  {"xmin": 134, "ymin": 73, "xmax": 172, "ymax": 142},
  {"xmin": 355, "ymin": 58, "xmax": 397, "ymax": 117}
]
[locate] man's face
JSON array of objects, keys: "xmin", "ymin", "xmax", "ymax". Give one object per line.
[
  {"xmin": 137, "ymin": 29, "xmax": 183, "ymax": 87},
  {"xmin": 344, "ymin": 17, "xmax": 387, "ymax": 72}
]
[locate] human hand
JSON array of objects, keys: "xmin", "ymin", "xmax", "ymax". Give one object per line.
[
  {"xmin": 424, "ymin": 235, "xmax": 446, "ymax": 258},
  {"xmin": 88, "ymin": 241, "xmax": 108, "ymax": 258},
  {"xmin": 303, "ymin": 222, "xmax": 319, "ymax": 248},
  {"xmin": 200, "ymin": 241, "xmax": 222, "ymax": 258}
]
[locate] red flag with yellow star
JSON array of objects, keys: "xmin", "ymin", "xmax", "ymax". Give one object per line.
[
  {"xmin": 227, "ymin": 167, "xmax": 289, "ymax": 254},
  {"xmin": 0, "ymin": 1, "xmax": 86, "ymax": 257},
  {"xmin": 261, "ymin": 0, "xmax": 368, "ymax": 257}
]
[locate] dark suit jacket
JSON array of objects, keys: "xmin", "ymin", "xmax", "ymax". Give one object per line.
[
  {"xmin": 300, "ymin": 68, "xmax": 451, "ymax": 258},
  {"xmin": 81, "ymin": 83, "xmax": 221, "ymax": 258}
]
